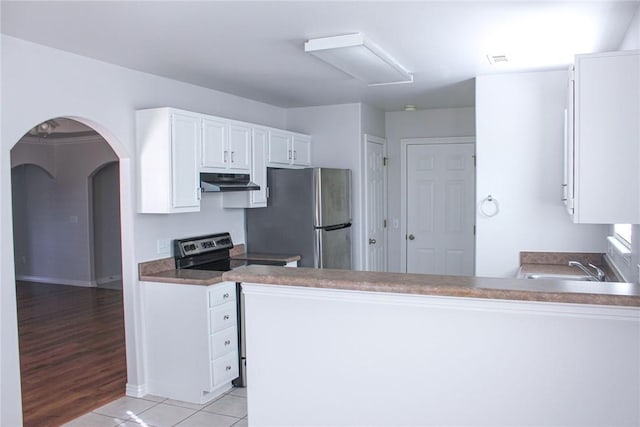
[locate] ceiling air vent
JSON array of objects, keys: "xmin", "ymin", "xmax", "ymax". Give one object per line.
[{"xmin": 486, "ymin": 54, "xmax": 508, "ymax": 65}]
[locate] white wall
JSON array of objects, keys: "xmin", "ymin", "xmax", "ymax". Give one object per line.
[
  {"xmin": 12, "ymin": 136, "xmax": 118, "ymax": 286},
  {"xmin": 361, "ymin": 103, "xmax": 385, "ymax": 139},
  {"xmin": 475, "ymin": 70, "xmax": 609, "ymax": 278},
  {"xmin": 1, "ymin": 35, "xmax": 287, "ymax": 426},
  {"xmin": 620, "ymin": 5, "xmax": 640, "ymax": 51},
  {"xmin": 286, "ymin": 104, "xmax": 364, "ymax": 269},
  {"xmin": 384, "ymin": 108, "xmax": 476, "ymax": 272}
]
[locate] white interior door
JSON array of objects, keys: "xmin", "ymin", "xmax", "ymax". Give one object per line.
[
  {"xmin": 405, "ymin": 142, "xmax": 475, "ymax": 275},
  {"xmin": 364, "ymin": 135, "xmax": 387, "ymax": 272}
]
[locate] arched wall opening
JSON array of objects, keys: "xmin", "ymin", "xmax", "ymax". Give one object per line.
[{"xmin": 6, "ymin": 116, "xmax": 137, "ymax": 425}]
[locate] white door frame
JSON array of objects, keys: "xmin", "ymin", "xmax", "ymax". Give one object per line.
[
  {"xmin": 400, "ymin": 136, "xmax": 476, "ymax": 273},
  {"xmin": 363, "ymin": 134, "xmax": 388, "ymax": 271}
]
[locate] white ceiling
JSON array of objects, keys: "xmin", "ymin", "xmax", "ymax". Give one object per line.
[{"xmin": 2, "ymin": 1, "xmax": 638, "ymax": 112}]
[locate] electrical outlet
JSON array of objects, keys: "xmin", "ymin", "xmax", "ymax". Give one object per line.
[{"xmin": 157, "ymin": 238, "xmax": 171, "ymax": 255}]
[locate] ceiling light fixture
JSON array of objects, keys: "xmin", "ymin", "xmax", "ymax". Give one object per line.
[
  {"xmin": 305, "ymin": 33, "xmax": 413, "ymax": 86},
  {"xmin": 404, "ymin": 104, "xmax": 417, "ymax": 111},
  {"xmin": 28, "ymin": 119, "xmax": 59, "ymax": 138}
]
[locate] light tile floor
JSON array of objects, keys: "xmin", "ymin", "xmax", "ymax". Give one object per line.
[{"xmin": 63, "ymin": 387, "xmax": 248, "ymax": 427}]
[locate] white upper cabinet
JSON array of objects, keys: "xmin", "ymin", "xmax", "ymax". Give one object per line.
[
  {"xmin": 267, "ymin": 130, "xmax": 311, "ymax": 168},
  {"xmin": 223, "ymin": 127, "xmax": 268, "ymax": 209},
  {"xmin": 227, "ymin": 123, "xmax": 252, "ymax": 171},
  {"xmin": 201, "ymin": 119, "xmax": 251, "ymax": 173},
  {"xmin": 137, "ymin": 107, "xmax": 311, "ymax": 213},
  {"xmin": 292, "ymin": 134, "xmax": 311, "ymax": 166},
  {"xmin": 201, "ymin": 117, "xmax": 227, "ymax": 169},
  {"xmin": 137, "ymin": 108, "xmax": 201, "ymax": 214},
  {"xmin": 267, "ymin": 129, "xmax": 292, "ymax": 166},
  {"xmin": 568, "ymin": 50, "xmax": 640, "ymax": 224}
]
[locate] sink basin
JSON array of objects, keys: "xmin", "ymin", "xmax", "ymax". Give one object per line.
[{"xmin": 524, "ymin": 273, "xmax": 600, "ymax": 282}]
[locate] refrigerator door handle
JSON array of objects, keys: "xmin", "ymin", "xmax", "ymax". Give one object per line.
[{"xmin": 319, "ymin": 222, "xmax": 352, "ymax": 232}]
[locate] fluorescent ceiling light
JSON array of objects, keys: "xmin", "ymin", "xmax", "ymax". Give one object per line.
[{"xmin": 305, "ymin": 33, "xmax": 413, "ymax": 86}]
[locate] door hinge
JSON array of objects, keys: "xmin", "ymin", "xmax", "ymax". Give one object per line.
[
  {"xmin": 383, "ymin": 219, "xmax": 387, "ymax": 228},
  {"xmin": 383, "ymin": 157, "xmax": 388, "ymax": 166},
  {"xmin": 266, "ymin": 186, "xmax": 270, "ymax": 199},
  {"xmin": 473, "ymin": 225, "xmax": 476, "ymax": 235},
  {"xmin": 472, "ymin": 155, "xmax": 476, "ymax": 167}
]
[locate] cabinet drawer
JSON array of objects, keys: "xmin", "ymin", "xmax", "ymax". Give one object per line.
[
  {"xmin": 210, "ymin": 302, "xmax": 237, "ymax": 333},
  {"xmin": 209, "ymin": 282, "xmax": 236, "ymax": 307},
  {"xmin": 211, "ymin": 327, "xmax": 238, "ymax": 359},
  {"xmin": 212, "ymin": 351, "xmax": 239, "ymax": 386}
]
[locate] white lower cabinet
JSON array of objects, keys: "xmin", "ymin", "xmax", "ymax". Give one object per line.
[{"xmin": 142, "ymin": 280, "xmax": 238, "ymax": 404}]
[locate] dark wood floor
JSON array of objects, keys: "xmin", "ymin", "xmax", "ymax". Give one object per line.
[{"xmin": 16, "ymin": 281, "xmax": 127, "ymax": 426}]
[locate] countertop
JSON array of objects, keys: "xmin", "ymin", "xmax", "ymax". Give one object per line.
[
  {"xmin": 138, "ymin": 249, "xmax": 300, "ymax": 286},
  {"xmin": 223, "ymin": 265, "xmax": 640, "ymax": 307},
  {"xmin": 230, "ymin": 252, "xmax": 301, "ymax": 263},
  {"xmin": 138, "ymin": 257, "xmax": 225, "ymax": 285}
]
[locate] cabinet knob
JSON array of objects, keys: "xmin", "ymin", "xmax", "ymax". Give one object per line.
[
  {"xmin": 224, "ymin": 315, "xmax": 230, "ymax": 320},
  {"xmin": 224, "ymin": 340, "xmax": 231, "ymax": 346},
  {"xmin": 226, "ymin": 366, "xmax": 232, "ymax": 371},
  {"xmin": 368, "ymin": 238, "xmax": 376, "ymax": 245},
  {"xmin": 408, "ymin": 234, "xmax": 415, "ymax": 240},
  {"xmin": 223, "ymin": 293, "xmax": 229, "ymax": 299}
]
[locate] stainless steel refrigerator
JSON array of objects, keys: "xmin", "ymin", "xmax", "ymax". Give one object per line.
[{"xmin": 246, "ymin": 167, "xmax": 352, "ymax": 269}]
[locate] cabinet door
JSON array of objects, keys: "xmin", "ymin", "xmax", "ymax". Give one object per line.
[
  {"xmin": 171, "ymin": 113, "xmax": 201, "ymax": 209},
  {"xmin": 202, "ymin": 118, "xmax": 228, "ymax": 169},
  {"xmin": 574, "ymin": 51, "xmax": 640, "ymax": 223},
  {"xmin": 267, "ymin": 130, "xmax": 292, "ymax": 166},
  {"xmin": 292, "ymin": 134, "xmax": 311, "ymax": 166},
  {"xmin": 251, "ymin": 128, "xmax": 268, "ymax": 206},
  {"xmin": 228, "ymin": 124, "xmax": 251, "ymax": 171}
]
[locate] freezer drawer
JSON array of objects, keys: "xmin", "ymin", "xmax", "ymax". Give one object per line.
[{"xmin": 316, "ymin": 226, "xmax": 351, "ymax": 269}]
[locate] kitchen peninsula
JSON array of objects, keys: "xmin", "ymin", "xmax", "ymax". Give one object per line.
[{"xmin": 224, "ymin": 266, "xmax": 640, "ymax": 426}]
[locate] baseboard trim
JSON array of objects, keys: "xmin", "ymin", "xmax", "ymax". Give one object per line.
[
  {"xmin": 96, "ymin": 274, "xmax": 123, "ymax": 285},
  {"xmin": 126, "ymin": 383, "xmax": 147, "ymax": 398},
  {"xmin": 15, "ymin": 275, "xmax": 95, "ymax": 287}
]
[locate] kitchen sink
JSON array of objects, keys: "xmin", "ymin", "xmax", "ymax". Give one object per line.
[{"xmin": 524, "ymin": 273, "xmax": 600, "ymax": 282}]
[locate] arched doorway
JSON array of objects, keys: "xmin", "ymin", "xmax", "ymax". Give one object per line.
[{"xmin": 11, "ymin": 118, "xmax": 127, "ymax": 426}]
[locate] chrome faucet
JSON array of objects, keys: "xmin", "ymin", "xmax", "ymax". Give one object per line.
[{"xmin": 568, "ymin": 261, "xmax": 606, "ymax": 282}]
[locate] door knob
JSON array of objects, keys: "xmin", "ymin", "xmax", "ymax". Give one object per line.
[
  {"xmin": 408, "ymin": 234, "xmax": 415, "ymax": 240},
  {"xmin": 368, "ymin": 238, "xmax": 376, "ymax": 245}
]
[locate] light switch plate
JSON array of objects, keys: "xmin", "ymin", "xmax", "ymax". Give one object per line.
[{"xmin": 157, "ymin": 238, "xmax": 171, "ymax": 255}]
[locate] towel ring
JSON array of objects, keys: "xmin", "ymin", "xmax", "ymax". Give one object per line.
[{"xmin": 480, "ymin": 195, "xmax": 500, "ymax": 217}]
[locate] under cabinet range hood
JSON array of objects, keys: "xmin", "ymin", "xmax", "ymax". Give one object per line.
[{"xmin": 200, "ymin": 172, "xmax": 260, "ymax": 192}]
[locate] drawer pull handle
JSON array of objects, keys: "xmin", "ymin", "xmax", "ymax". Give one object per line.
[
  {"xmin": 226, "ymin": 366, "xmax": 232, "ymax": 371},
  {"xmin": 224, "ymin": 340, "xmax": 231, "ymax": 345},
  {"xmin": 223, "ymin": 293, "xmax": 229, "ymax": 299},
  {"xmin": 224, "ymin": 315, "xmax": 230, "ymax": 320}
]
